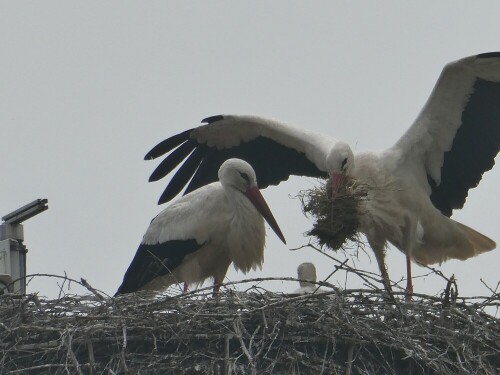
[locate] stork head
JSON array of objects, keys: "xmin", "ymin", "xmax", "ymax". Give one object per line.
[
  {"xmin": 297, "ymin": 262, "xmax": 316, "ymax": 287},
  {"xmin": 218, "ymin": 159, "xmax": 286, "ymax": 244},
  {"xmin": 326, "ymin": 142, "xmax": 354, "ymax": 199}
]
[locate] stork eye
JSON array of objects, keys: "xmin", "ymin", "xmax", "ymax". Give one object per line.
[
  {"xmin": 341, "ymin": 158, "xmax": 348, "ymax": 170},
  {"xmin": 239, "ymin": 172, "xmax": 250, "ymax": 183}
]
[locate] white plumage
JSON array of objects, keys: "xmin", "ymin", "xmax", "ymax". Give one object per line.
[
  {"xmin": 293, "ymin": 262, "xmax": 318, "ymax": 294},
  {"xmin": 145, "ymin": 53, "xmax": 499, "ymax": 298},
  {"xmin": 115, "ymin": 158, "xmax": 286, "ymax": 296}
]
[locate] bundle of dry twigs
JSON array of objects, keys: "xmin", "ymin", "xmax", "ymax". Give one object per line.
[
  {"xmin": 1, "ymin": 275, "xmax": 498, "ymax": 374},
  {"xmin": 299, "ymin": 177, "xmax": 367, "ymax": 251}
]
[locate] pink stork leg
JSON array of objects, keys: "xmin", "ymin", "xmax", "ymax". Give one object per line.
[
  {"xmin": 404, "ymin": 218, "xmax": 417, "ymax": 302},
  {"xmin": 183, "ymin": 282, "xmax": 189, "ymax": 294},
  {"xmin": 405, "ymin": 252, "xmax": 413, "ymax": 301},
  {"xmin": 212, "ymin": 264, "xmax": 230, "ymax": 297}
]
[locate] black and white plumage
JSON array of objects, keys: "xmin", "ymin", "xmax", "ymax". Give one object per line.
[
  {"xmin": 145, "ymin": 53, "xmax": 499, "ymax": 297},
  {"xmin": 115, "ymin": 158, "xmax": 286, "ymax": 296}
]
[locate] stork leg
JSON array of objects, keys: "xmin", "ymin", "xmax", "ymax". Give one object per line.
[
  {"xmin": 405, "ymin": 252, "xmax": 413, "ymax": 302},
  {"xmin": 367, "ymin": 236, "xmax": 395, "ymax": 299},
  {"xmin": 212, "ymin": 278, "xmax": 222, "ymax": 297},
  {"xmin": 212, "ymin": 284, "xmax": 220, "ymax": 297},
  {"xmin": 183, "ymin": 282, "xmax": 189, "ymax": 294},
  {"xmin": 372, "ymin": 245, "xmax": 394, "ymax": 297},
  {"xmin": 403, "ymin": 217, "xmax": 417, "ymax": 302},
  {"xmin": 365, "ymin": 237, "xmax": 404, "ymax": 318},
  {"xmin": 212, "ymin": 262, "xmax": 230, "ymax": 297}
]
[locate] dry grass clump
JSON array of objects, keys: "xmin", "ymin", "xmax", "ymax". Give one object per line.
[
  {"xmin": 1, "ymin": 276, "xmax": 499, "ymax": 374},
  {"xmin": 299, "ymin": 177, "xmax": 367, "ymax": 250}
]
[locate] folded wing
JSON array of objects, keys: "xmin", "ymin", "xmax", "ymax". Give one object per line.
[{"xmin": 115, "ymin": 239, "xmax": 203, "ymax": 295}]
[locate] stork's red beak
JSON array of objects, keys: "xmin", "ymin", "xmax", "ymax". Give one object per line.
[
  {"xmin": 330, "ymin": 172, "xmax": 345, "ymax": 200},
  {"xmin": 245, "ymin": 186, "xmax": 286, "ymax": 244}
]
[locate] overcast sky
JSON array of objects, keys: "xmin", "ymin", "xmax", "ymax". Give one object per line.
[{"xmin": 1, "ymin": 2, "xmax": 498, "ymax": 300}]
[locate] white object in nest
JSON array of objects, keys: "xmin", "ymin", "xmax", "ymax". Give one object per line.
[{"xmin": 293, "ymin": 262, "xmax": 320, "ymax": 294}]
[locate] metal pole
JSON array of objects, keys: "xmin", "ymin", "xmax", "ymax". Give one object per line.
[{"xmin": 0, "ymin": 199, "xmax": 48, "ymax": 294}]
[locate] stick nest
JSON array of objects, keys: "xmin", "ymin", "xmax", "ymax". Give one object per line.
[
  {"xmin": 299, "ymin": 177, "xmax": 367, "ymax": 250},
  {"xmin": 1, "ymin": 281, "xmax": 499, "ymax": 374}
]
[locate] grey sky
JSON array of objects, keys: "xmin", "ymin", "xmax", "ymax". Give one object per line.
[{"xmin": 1, "ymin": 2, "xmax": 498, "ymax": 299}]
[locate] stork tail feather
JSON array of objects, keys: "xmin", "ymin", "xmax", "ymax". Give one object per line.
[{"xmin": 454, "ymin": 220, "xmax": 496, "ymax": 255}]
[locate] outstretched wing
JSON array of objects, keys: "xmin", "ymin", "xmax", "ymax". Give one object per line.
[
  {"xmin": 389, "ymin": 52, "xmax": 500, "ymax": 216},
  {"xmin": 146, "ymin": 115, "xmax": 336, "ymax": 204}
]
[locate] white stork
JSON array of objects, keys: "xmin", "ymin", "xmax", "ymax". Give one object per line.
[
  {"xmin": 115, "ymin": 158, "xmax": 286, "ymax": 296},
  {"xmin": 144, "ymin": 53, "xmax": 499, "ymax": 298},
  {"xmin": 293, "ymin": 262, "xmax": 318, "ymax": 294}
]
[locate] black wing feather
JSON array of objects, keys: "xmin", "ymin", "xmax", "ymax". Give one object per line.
[
  {"xmin": 149, "ymin": 139, "xmax": 197, "ymax": 182},
  {"xmin": 476, "ymin": 52, "xmax": 500, "ymax": 59},
  {"xmin": 157, "ymin": 147, "xmax": 205, "ymax": 204},
  {"xmin": 429, "ymin": 78, "xmax": 500, "ymax": 216},
  {"xmin": 115, "ymin": 239, "xmax": 202, "ymax": 295},
  {"xmin": 202, "ymin": 115, "xmax": 224, "ymax": 124},
  {"xmin": 183, "ymin": 147, "xmax": 222, "ymax": 195},
  {"xmin": 145, "ymin": 129, "xmax": 193, "ymax": 160}
]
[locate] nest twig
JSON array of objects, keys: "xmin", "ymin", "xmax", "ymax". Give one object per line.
[
  {"xmin": 0, "ymin": 275, "xmax": 498, "ymax": 374},
  {"xmin": 299, "ymin": 177, "xmax": 368, "ymax": 250}
]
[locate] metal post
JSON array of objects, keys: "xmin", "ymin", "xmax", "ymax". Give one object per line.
[{"xmin": 0, "ymin": 199, "xmax": 48, "ymax": 294}]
